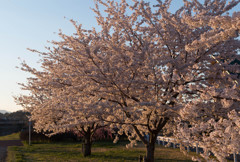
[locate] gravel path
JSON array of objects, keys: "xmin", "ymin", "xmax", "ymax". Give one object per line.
[{"xmin": 0, "ymin": 140, "xmax": 23, "ymax": 162}]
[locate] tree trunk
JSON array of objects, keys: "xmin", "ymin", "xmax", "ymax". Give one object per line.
[
  {"xmin": 82, "ymin": 128, "xmax": 92, "ymax": 157},
  {"xmin": 145, "ymin": 139, "xmax": 155, "ymax": 162},
  {"xmin": 132, "ymin": 117, "xmax": 168, "ymax": 162},
  {"xmin": 82, "ymin": 142, "xmax": 91, "ymax": 157}
]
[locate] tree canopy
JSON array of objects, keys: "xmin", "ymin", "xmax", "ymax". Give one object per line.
[{"xmin": 16, "ymin": 0, "xmax": 240, "ymax": 161}]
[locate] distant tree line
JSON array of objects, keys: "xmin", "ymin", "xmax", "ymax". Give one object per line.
[{"xmin": 0, "ymin": 110, "xmax": 29, "ymax": 122}]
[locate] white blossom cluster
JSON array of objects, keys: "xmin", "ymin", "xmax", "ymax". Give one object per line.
[{"xmin": 175, "ymin": 102, "xmax": 240, "ymax": 162}]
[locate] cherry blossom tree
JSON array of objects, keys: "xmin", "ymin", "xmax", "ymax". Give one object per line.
[
  {"xmin": 16, "ymin": 0, "xmax": 240, "ymax": 161},
  {"xmin": 15, "ymin": 61, "xmax": 107, "ymax": 157},
  {"xmin": 172, "ymin": 94, "xmax": 240, "ymax": 160}
]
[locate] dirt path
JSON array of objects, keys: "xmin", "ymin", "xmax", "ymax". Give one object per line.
[{"xmin": 0, "ymin": 140, "xmax": 23, "ymax": 162}]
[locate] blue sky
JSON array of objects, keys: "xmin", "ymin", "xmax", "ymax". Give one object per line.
[
  {"xmin": 0, "ymin": 0, "xmax": 239, "ymax": 112},
  {"xmin": 0, "ymin": 0, "xmax": 97, "ymax": 112}
]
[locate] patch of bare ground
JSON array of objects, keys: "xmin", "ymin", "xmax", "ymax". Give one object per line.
[{"xmin": 0, "ymin": 140, "xmax": 23, "ymax": 162}]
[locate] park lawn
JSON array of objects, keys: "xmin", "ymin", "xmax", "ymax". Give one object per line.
[
  {"xmin": 0, "ymin": 132, "xmax": 20, "ymax": 140},
  {"xmin": 7, "ymin": 141, "xmax": 197, "ymax": 162}
]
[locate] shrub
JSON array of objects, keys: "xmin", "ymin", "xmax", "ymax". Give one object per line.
[
  {"xmin": 20, "ymin": 130, "xmax": 50, "ymax": 143},
  {"xmin": 20, "ymin": 130, "xmax": 80, "ymax": 143}
]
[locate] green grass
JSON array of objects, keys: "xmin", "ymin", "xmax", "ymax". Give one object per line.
[
  {"xmin": 7, "ymin": 141, "xmax": 197, "ymax": 162},
  {"xmin": 0, "ymin": 132, "xmax": 20, "ymax": 140}
]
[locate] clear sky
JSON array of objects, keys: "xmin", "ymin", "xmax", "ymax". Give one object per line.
[
  {"xmin": 0, "ymin": 0, "xmax": 239, "ymax": 112},
  {"xmin": 0, "ymin": 0, "xmax": 97, "ymax": 112}
]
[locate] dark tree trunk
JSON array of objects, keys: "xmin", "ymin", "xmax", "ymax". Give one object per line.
[
  {"xmin": 145, "ymin": 142, "xmax": 155, "ymax": 162},
  {"xmin": 82, "ymin": 142, "xmax": 91, "ymax": 157},
  {"xmin": 133, "ymin": 117, "xmax": 169, "ymax": 162},
  {"xmin": 82, "ymin": 128, "xmax": 92, "ymax": 157},
  {"xmin": 145, "ymin": 133, "xmax": 156, "ymax": 162}
]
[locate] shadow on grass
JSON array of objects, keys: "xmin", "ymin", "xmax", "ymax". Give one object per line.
[
  {"xmin": 90, "ymin": 153, "xmax": 138, "ymax": 161},
  {"xmin": 90, "ymin": 152, "xmax": 193, "ymax": 162},
  {"xmin": 155, "ymin": 159, "xmax": 193, "ymax": 162},
  {"xmin": 92, "ymin": 140, "xmax": 129, "ymax": 148}
]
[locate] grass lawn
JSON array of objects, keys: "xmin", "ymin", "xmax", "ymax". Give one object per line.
[
  {"xmin": 0, "ymin": 132, "xmax": 20, "ymax": 140},
  {"xmin": 7, "ymin": 140, "xmax": 198, "ymax": 162}
]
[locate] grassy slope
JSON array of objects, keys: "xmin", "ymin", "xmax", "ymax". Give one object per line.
[
  {"xmin": 0, "ymin": 132, "xmax": 20, "ymax": 140},
  {"xmin": 7, "ymin": 141, "xmax": 197, "ymax": 162}
]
